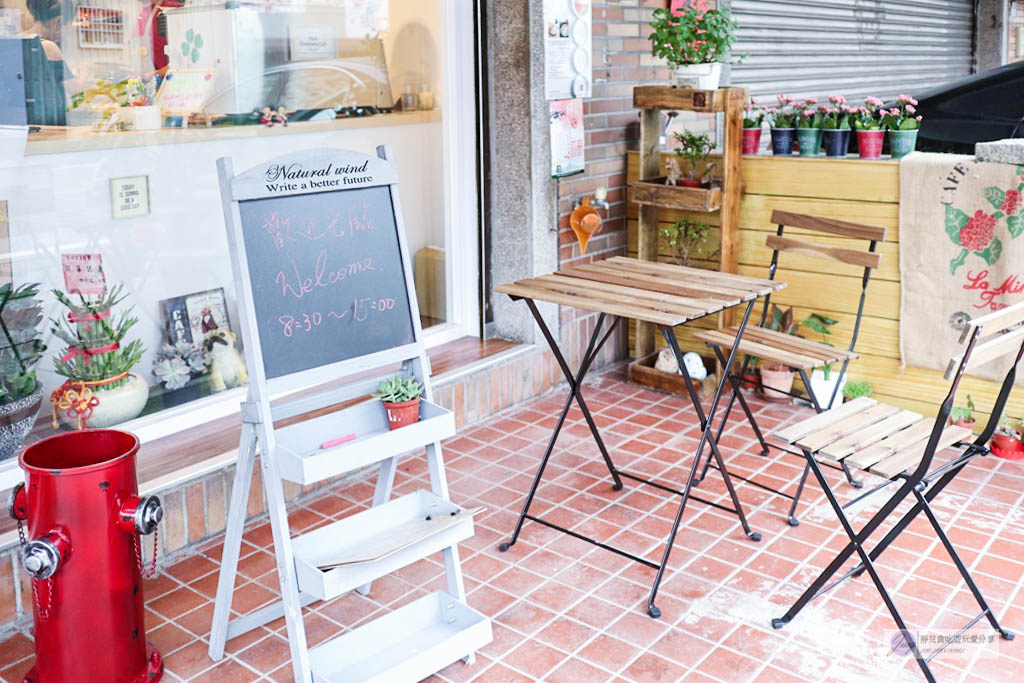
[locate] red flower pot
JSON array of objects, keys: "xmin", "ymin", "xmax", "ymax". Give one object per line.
[
  {"xmin": 742, "ymin": 371, "xmax": 761, "ymax": 391},
  {"xmin": 677, "ymin": 178, "xmax": 702, "ymax": 188},
  {"xmin": 991, "ymin": 433, "xmax": 1023, "ymax": 459},
  {"xmin": 952, "ymin": 418, "xmax": 976, "ymax": 430},
  {"xmin": 742, "ymin": 128, "xmax": 762, "ymax": 155},
  {"xmin": 383, "ymin": 397, "xmax": 421, "ymax": 430},
  {"xmin": 857, "ymin": 130, "xmax": 885, "ymax": 159}
]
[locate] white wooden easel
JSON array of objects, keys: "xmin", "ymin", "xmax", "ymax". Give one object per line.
[{"xmin": 207, "ymin": 146, "xmax": 490, "ymax": 683}]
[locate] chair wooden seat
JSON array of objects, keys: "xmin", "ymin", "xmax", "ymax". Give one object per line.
[
  {"xmin": 772, "ymin": 397, "xmax": 974, "ymax": 479},
  {"xmin": 695, "ymin": 326, "xmax": 858, "ymax": 370}
]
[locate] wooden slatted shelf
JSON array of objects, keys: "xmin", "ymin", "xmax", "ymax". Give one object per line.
[{"xmin": 632, "ymin": 177, "xmax": 723, "ymax": 212}]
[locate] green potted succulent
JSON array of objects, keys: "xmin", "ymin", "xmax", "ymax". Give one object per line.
[
  {"xmin": 0, "ymin": 283, "xmax": 46, "ymax": 460},
  {"xmin": 821, "ymin": 94, "xmax": 853, "ymax": 157},
  {"xmin": 881, "ymin": 94, "xmax": 923, "ymax": 159},
  {"xmin": 768, "ymin": 94, "xmax": 797, "ymax": 155},
  {"xmin": 842, "ymin": 380, "xmax": 873, "ymax": 402},
  {"xmin": 991, "ymin": 414, "xmax": 1022, "ymax": 458},
  {"xmin": 50, "ymin": 283, "xmax": 147, "ymax": 429},
  {"xmin": 649, "ymin": 2, "xmax": 738, "ymax": 90},
  {"xmin": 949, "ymin": 394, "xmax": 976, "ymax": 430},
  {"xmin": 375, "ymin": 374, "xmax": 424, "ymax": 430},
  {"xmin": 800, "ymin": 312, "xmax": 844, "ymax": 409},
  {"xmin": 794, "ymin": 98, "xmax": 825, "ymax": 157},
  {"xmin": 152, "ymin": 341, "xmax": 211, "ymax": 407},
  {"xmin": 853, "ymin": 96, "xmax": 886, "ymax": 159}
]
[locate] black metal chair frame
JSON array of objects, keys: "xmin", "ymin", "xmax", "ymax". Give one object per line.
[
  {"xmin": 696, "ymin": 216, "xmax": 883, "ymax": 526},
  {"xmin": 770, "ymin": 321, "xmax": 1023, "ymax": 683}
]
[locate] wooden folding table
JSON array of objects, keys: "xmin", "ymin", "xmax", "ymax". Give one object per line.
[{"xmin": 496, "ymin": 257, "xmax": 786, "ymax": 617}]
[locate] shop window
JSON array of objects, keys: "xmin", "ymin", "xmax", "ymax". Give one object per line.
[{"xmin": 0, "ymin": 0, "xmax": 478, "ymax": 472}]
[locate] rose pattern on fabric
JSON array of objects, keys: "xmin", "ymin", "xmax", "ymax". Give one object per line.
[{"xmin": 946, "ymin": 165, "xmax": 1024, "ymax": 274}]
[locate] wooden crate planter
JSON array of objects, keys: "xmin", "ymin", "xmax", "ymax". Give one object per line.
[
  {"xmin": 632, "ymin": 177, "xmax": 722, "ymax": 212},
  {"xmin": 627, "ymin": 351, "xmax": 719, "ymax": 399}
]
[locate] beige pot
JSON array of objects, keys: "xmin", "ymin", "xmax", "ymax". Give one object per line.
[
  {"xmin": 56, "ymin": 373, "xmax": 149, "ymax": 430},
  {"xmin": 759, "ymin": 366, "xmax": 795, "ymax": 399}
]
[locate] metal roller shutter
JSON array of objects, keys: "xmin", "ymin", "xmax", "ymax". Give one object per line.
[{"xmin": 726, "ymin": 0, "xmax": 975, "ymax": 102}]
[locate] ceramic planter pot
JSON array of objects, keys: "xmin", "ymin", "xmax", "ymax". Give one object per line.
[
  {"xmin": 677, "ymin": 178, "xmax": 702, "ymax": 188},
  {"xmin": 383, "ymin": 396, "xmax": 422, "ymax": 430},
  {"xmin": 821, "ymin": 129, "xmax": 851, "ymax": 157},
  {"xmin": 120, "ymin": 105, "xmax": 162, "ymax": 131},
  {"xmin": 808, "ymin": 369, "xmax": 847, "ymax": 411},
  {"xmin": 991, "ymin": 433, "xmax": 1020, "ymax": 455},
  {"xmin": 0, "ymin": 385, "xmax": 42, "ymax": 460},
  {"xmin": 888, "ymin": 129, "xmax": 919, "ymax": 159},
  {"xmin": 796, "ymin": 128, "xmax": 822, "ymax": 156},
  {"xmin": 857, "ymin": 130, "xmax": 885, "ymax": 159},
  {"xmin": 742, "ymin": 127, "xmax": 762, "ymax": 155},
  {"xmin": 741, "ymin": 371, "xmax": 761, "ymax": 391},
  {"xmin": 674, "ymin": 62, "xmax": 723, "ymax": 90},
  {"xmin": 759, "ymin": 366, "xmax": 794, "ymax": 400},
  {"xmin": 56, "ymin": 373, "xmax": 149, "ymax": 430},
  {"xmin": 951, "ymin": 418, "xmax": 976, "ymax": 430},
  {"xmin": 770, "ymin": 128, "xmax": 795, "ymax": 156}
]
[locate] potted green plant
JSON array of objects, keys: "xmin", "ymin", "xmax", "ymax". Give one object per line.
[
  {"xmin": 795, "ymin": 98, "xmax": 825, "ymax": 157},
  {"xmin": 672, "ymin": 130, "xmax": 715, "ymax": 188},
  {"xmin": 661, "ymin": 217, "xmax": 715, "ymax": 267},
  {"xmin": 853, "ymin": 96, "xmax": 886, "ymax": 159},
  {"xmin": 881, "ymin": 94, "xmax": 922, "ymax": 159},
  {"xmin": 950, "ymin": 394, "xmax": 976, "ymax": 430},
  {"xmin": 842, "ymin": 380, "xmax": 873, "ymax": 402},
  {"xmin": 821, "ymin": 94, "xmax": 853, "ymax": 157},
  {"xmin": 152, "ymin": 341, "xmax": 211, "ymax": 407},
  {"xmin": 768, "ymin": 94, "xmax": 797, "ymax": 156},
  {"xmin": 742, "ymin": 97, "xmax": 764, "ymax": 155},
  {"xmin": 759, "ymin": 305, "xmax": 799, "ymax": 400},
  {"xmin": 800, "ymin": 313, "xmax": 844, "ymax": 409},
  {"xmin": 0, "ymin": 283, "xmax": 46, "ymax": 460},
  {"xmin": 375, "ymin": 375, "xmax": 424, "ymax": 430},
  {"xmin": 649, "ymin": 3, "xmax": 738, "ymax": 90},
  {"xmin": 50, "ymin": 283, "xmax": 147, "ymax": 429},
  {"xmin": 991, "ymin": 414, "xmax": 1021, "ymax": 458}
]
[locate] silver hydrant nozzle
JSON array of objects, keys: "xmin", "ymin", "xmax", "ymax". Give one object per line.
[{"xmin": 22, "ymin": 539, "xmax": 62, "ymax": 580}]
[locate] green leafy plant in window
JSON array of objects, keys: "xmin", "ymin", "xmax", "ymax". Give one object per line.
[{"xmin": 0, "ymin": 283, "xmax": 46, "ymax": 405}]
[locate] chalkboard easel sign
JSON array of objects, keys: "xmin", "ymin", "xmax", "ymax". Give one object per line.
[{"xmin": 219, "ymin": 146, "xmax": 421, "ymax": 386}]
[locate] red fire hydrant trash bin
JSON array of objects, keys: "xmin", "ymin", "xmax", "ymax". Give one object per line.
[{"xmin": 7, "ymin": 430, "xmax": 164, "ymax": 683}]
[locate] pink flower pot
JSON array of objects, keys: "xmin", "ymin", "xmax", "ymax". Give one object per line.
[
  {"xmin": 742, "ymin": 128, "xmax": 762, "ymax": 155},
  {"xmin": 857, "ymin": 130, "xmax": 885, "ymax": 159}
]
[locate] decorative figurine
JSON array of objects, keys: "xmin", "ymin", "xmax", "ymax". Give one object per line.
[
  {"xmin": 274, "ymin": 106, "xmax": 288, "ymax": 127},
  {"xmin": 254, "ymin": 106, "xmax": 274, "ymax": 127},
  {"xmin": 204, "ymin": 328, "xmax": 248, "ymax": 392},
  {"xmin": 665, "ymin": 157, "xmax": 682, "ymax": 186}
]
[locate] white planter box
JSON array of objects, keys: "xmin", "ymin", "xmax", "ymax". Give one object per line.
[
  {"xmin": 674, "ymin": 62, "xmax": 723, "ymax": 90},
  {"xmin": 309, "ymin": 590, "xmax": 492, "ymax": 683},
  {"xmin": 808, "ymin": 369, "xmax": 847, "ymax": 411}
]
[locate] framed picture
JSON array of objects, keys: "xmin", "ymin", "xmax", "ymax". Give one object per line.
[{"xmin": 159, "ymin": 287, "xmax": 231, "ymax": 346}]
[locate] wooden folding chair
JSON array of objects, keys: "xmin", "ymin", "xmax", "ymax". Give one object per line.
[
  {"xmin": 694, "ymin": 210, "xmax": 887, "ymax": 525},
  {"xmin": 769, "ymin": 301, "xmax": 1024, "ymax": 683}
]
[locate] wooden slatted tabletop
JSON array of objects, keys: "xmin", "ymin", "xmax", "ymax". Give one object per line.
[{"xmin": 495, "ymin": 257, "xmax": 785, "ymax": 326}]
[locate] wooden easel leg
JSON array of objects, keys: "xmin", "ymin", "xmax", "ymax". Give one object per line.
[
  {"xmin": 208, "ymin": 422, "xmax": 257, "ymax": 660},
  {"xmin": 355, "ymin": 456, "xmax": 398, "ymax": 595}
]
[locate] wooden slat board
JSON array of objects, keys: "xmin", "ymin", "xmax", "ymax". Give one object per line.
[
  {"xmin": 819, "ymin": 410, "xmax": 923, "ymax": 461},
  {"xmin": 869, "ymin": 425, "xmax": 973, "ymax": 479},
  {"xmin": 796, "ymin": 403, "xmax": 901, "ymax": 452},
  {"xmin": 773, "ymin": 396, "xmax": 877, "ymax": 444},
  {"xmin": 843, "ymin": 420, "xmax": 935, "ymax": 471},
  {"xmin": 694, "ymin": 329, "xmax": 824, "ymax": 369}
]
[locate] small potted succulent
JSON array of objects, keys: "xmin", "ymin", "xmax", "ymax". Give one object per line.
[
  {"xmin": 375, "ymin": 375, "xmax": 424, "ymax": 430},
  {"xmin": 0, "ymin": 283, "xmax": 46, "ymax": 460},
  {"xmin": 152, "ymin": 341, "xmax": 211, "ymax": 408},
  {"xmin": 794, "ymin": 98, "xmax": 825, "ymax": 157},
  {"xmin": 881, "ymin": 94, "xmax": 923, "ymax": 159},
  {"xmin": 768, "ymin": 94, "xmax": 797, "ymax": 156},
  {"xmin": 821, "ymin": 94, "xmax": 853, "ymax": 157},
  {"xmin": 742, "ymin": 98, "xmax": 764, "ymax": 155},
  {"xmin": 853, "ymin": 96, "xmax": 886, "ymax": 159},
  {"xmin": 842, "ymin": 379, "xmax": 873, "ymax": 402},
  {"xmin": 649, "ymin": 2, "xmax": 738, "ymax": 90},
  {"xmin": 672, "ymin": 130, "xmax": 715, "ymax": 188},
  {"xmin": 949, "ymin": 394, "xmax": 976, "ymax": 430},
  {"xmin": 991, "ymin": 415, "xmax": 1022, "ymax": 458},
  {"xmin": 759, "ymin": 305, "xmax": 799, "ymax": 401},
  {"xmin": 801, "ymin": 313, "xmax": 845, "ymax": 409}
]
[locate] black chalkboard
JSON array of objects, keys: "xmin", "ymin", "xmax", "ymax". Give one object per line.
[{"xmin": 236, "ymin": 185, "xmax": 416, "ymax": 379}]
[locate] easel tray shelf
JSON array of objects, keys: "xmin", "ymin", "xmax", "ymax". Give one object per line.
[
  {"xmin": 276, "ymin": 399, "xmax": 455, "ymax": 485},
  {"xmin": 309, "ymin": 590, "xmax": 491, "ymax": 683},
  {"xmin": 632, "ymin": 178, "xmax": 722, "ymax": 212},
  {"xmin": 291, "ymin": 490, "xmax": 475, "ymax": 601}
]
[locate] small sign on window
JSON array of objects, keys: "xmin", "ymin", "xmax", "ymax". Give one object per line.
[
  {"xmin": 61, "ymin": 253, "xmax": 107, "ymax": 295},
  {"xmin": 110, "ymin": 175, "xmax": 150, "ymax": 219}
]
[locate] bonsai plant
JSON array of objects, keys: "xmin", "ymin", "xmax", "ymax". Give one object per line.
[
  {"xmin": 991, "ymin": 414, "xmax": 1022, "ymax": 458},
  {"xmin": 375, "ymin": 374, "xmax": 424, "ymax": 430},
  {"xmin": 880, "ymin": 94, "xmax": 923, "ymax": 159},
  {"xmin": 800, "ymin": 312, "xmax": 844, "ymax": 409},
  {"xmin": 50, "ymin": 283, "xmax": 147, "ymax": 429},
  {"xmin": 821, "ymin": 94, "xmax": 853, "ymax": 157},
  {"xmin": 853, "ymin": 96, "xmax": 886, "ymax": 159},
  {"xmin": 842, "ymin": 379, "xmax": 873, "ymax": 402},
  {"xmin": 742, "ymin": 97, "xmax": 764, "ymax": 155},
  {"xmin": 794, "ymin": 98, "xmax": 825, "ymax": 157},
  {"xmin": 759, "ymin": 305, "xmax": 799, "ymax": 400},
  {"xmin": 649, "ymin": 2, "xmax": 738, "ymax": 90},
  {"xmin": 661, "ymin": 217, "xmax": 716, "ymax": 267},
  {"xmin": 950, "ymin": 394, "xmax": 976, "ymax": 430},
  {"xmin": 768, "ymin": 94, "xmax": 797, "ymax": 156},
  {"xmin": 0, "ymin": 283, "xmax": 46, "ymax": 460},
  {"xmin": 152, "ymin": 341, "xmax": 211, "ymax": 407},
  {"xmin": 671, "ymin": 130, "xmax": 715, "ymax": 188}
]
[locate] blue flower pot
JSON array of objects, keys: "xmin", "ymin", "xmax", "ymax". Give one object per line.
[
  {"xmin": 821, "ymin": 129, "xmax": 850, "ymax": 157},
  {"xmin": 770, "ymin": 128, "xmax": 795, "ymax": 156}
]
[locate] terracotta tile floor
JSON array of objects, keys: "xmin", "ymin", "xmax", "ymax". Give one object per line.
[{"xmin": 3, "ymin": 365, "xmax": 1024, "ymax": 682}]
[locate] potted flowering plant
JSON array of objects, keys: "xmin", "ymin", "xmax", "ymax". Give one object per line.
[
  {"xmin": 821, "ymin": 94, "xmax": 853, "ymax": 157},
  {"xmin": 853, "ymin": 96, "xmax": 886, "ymax": 159},
  {"xmin": 649, "ymin": 2, "xmax": 738, "ymax": 90},
  {"xmin": 991, "ymin": 414, "xmax": 1023, "ymax": 459},
  {"xmin": 881, "ymin": 94, "xmax": 923, "ymax": 159},
  {"xmin": 795, "ymin": 98, "xmax": 825, "ymax": 156},
  {"xmin": 742, "ymin": 98, "xmax": 764, "ymax": 154},
  {"xmin": 768, "ymin": 94, "xmax": 797, "ymax": 156},
  {"xmin": 375, "ymin": 374, "xmax": 424, "ymax": 430}
]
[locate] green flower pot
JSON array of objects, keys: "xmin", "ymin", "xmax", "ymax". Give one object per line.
[
  {"xmin": 796, "ymin": 128, "xmax": 822, "ymax": 156},
  {"xmin": 888, "ymin": 129, "xmax": 919, "ymax": 159}
]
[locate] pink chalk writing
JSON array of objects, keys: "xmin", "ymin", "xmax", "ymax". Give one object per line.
[{"xmin": 275, "ymin": 250, "xmax": 377, "ymax": 299}]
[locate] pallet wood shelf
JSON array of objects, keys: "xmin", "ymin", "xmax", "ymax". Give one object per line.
[{"xmin": 632, "ymin": 86, "xmax": 748, "ymax": 386}]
